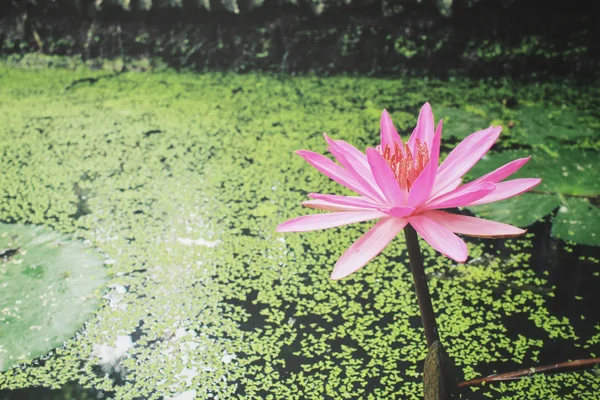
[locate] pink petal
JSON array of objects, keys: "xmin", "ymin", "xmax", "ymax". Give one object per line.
[
  {"xmin": 423, "ymin": 182, "xmax": 496, "ymax": 210},
  {"xmin": 408, "ymin": 120, "xmax": 443, "ymax": 208},
  {"xmin": 302, "ymin": 200, "xmax": 370, "ymax": 212},
  {"xmin": 408, "ymin": 160, "xmax": 438, "ymax": 208},
  {"xmin": 331, "ymin": 217, "xmax": 407, "ymax": 280},
  {"xmin": 276, "ymin": 211, "xmax": 387, "ymax": 232},
  {"xmin": 429, "ymin": 120, "xmax": 443, "ymax": 168},
  {"xmin": 307, "ymin": 193, "xmax": 381, "ymax": 209},
  {"xmin": 434, "ymin": 178, "xmax": 462, "ymax": 197},
  {"xmin": 432, "ymin": 126, "xmax": 502, "ymax": 195},
  {"xmin": 296, "ymin": 150, "xmax": 377, "ymax": 200},
  {"xmin": 325, "ymin": 134, "xmax": 386, "ymax": 202},
  {"xmin": 366, "ymin": 147, "xmax": 404, "ymax": 206},
  {"xmin": 408, "ymin": 215, "xmax": 468, "ymax": 262},
  {"xmin": 423, "ymin": 210, "xmax": 526, "ymax": 238},
  {"xmin": 328, "ymin": 137, "xmax": 371, "ymax": 172},
  {"xmin": 467, "ymin": 178, "xmax": 541, "ymax": 206},
  {"xmin": 408, "ymin": 103, "xmax": 435, "ymax": 153},
  {"xmin": 472, "ymin": 157, "xmax": 531, "ymax": 184},
  {"xmin": 380, "ymin": 110, "xmax": 403, "ymax": 155},
  {"xmin": 381, "ymin": 206, "xmax": 415, "ymax": 218}
]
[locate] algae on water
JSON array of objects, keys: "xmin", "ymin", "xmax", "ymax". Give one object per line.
[{"xmin": 0, "ymin": 63, "xmax": 598, "ymax": 399}]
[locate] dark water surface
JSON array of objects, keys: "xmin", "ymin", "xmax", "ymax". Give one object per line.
[{"xmin": 2, "ymin": 217, "xmax": 599, "ymax": 400}]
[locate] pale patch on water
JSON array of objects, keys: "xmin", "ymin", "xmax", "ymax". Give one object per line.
[
  {"xmin": 90, "ymin": 335, "xmax": 133, "ymax": 372},
  {"xmin": 221, "ymin": 352, "xmax": 236, "ymax": 364},
  {"xmin": 103, "ymin": 284, "xmax": 128, "ymax": 310},
  {"xmin": 177, "ymin": 237, "xmax": 221, "ymax": 247},
  {"xmin": 167, "ymin": 390, "xmax": 197, "ymax": 400},
  {"xmin": 174, "ymin": 327, "xmax": 191, "ymax": 339},
  {"xmin": 177, "ymin": 367, "xmax": 199, "ymax": 386}
]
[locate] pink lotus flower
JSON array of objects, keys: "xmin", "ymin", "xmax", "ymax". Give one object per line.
[{"xmin": 277, "ymin": 103, "xmax": 541, "ymax": 280}]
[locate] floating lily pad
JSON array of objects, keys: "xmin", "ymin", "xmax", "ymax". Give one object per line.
[
  {"xmin": 552, "ymin": 198, "xmax": 600, "ymax": 246},
  {"xmin": 466, "ymin": 193, "xmax": 560, "ymax": 228},
  {"xmin": 466, "ymin": 149, "xmax": 600, "ymax": 245},
  {"xmin": 515, "ymin": 106, "xmax": 596, "ymax": 145},
  {"xmin": 468, "ymin": 149, "xmax": 599, "ymax": 196},
  {"xmin": 435, "ymin": 105, "xmax": 492, "ymax": 139},
  {"xmin": 0, "ymin": 224, "xmax": 107, "ymax": 371}
]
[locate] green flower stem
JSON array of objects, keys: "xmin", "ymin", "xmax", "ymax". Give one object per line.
[{"xmin": 403, "ymin": 224, "xmax": 439, "ymax": 347}]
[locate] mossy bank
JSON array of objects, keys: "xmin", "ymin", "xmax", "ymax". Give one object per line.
[{"xmin": 1, "ymin": 0, "xmax": 599, "ymax": 78}]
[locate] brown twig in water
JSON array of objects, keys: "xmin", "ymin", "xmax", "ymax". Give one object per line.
[{"xmin": 458, "ymin": 357, "xmax": 600, "ymax": 388}]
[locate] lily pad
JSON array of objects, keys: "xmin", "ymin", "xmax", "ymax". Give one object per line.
[
  {"xmin": 552, "ymin": 198, "xmax": 600, "ymax": 246},
  {"xmin": 435, "ymin": 105, "xmax": 492, "ymax": 139},
  {"xmin": 0, "ymin": 224, "xmax": 107, "ymax": 371},
  {"xmin": 469, "ymin": 149, "xmax": 599, "ymax": 196},
  {"xmin": 466, "ymin": 193, "xmax": 560, "ymax": 228},
  {"xmin": 465, "ymin": 149, "xmax": 600, "ymax": 245},
  {"xmin": 515, "ymin": 106, "xmax": 596, "ymax": 145}
]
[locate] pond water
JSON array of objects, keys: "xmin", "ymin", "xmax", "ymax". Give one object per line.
[{"xmin": 0, "ymin": 62, "xmax": 598, "ymax": 399}]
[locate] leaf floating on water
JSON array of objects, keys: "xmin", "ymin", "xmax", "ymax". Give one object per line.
[
  {"xmin": 0, "ymin": 223, "xmax": 107, "ymax": 372},
  {"xmin": 552, "ymin": 198, "xmax": 600, "ymax": 246},
  {"xmin": 467, "ymin": 193, "xmax": 560, "ymax": 228},
  {"xmin": 466, "ymin": 149, "xmax": 600, "ymax": 246}
]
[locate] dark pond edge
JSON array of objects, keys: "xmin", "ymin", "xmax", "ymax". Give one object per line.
[{"xmin": 1, "ymin": 0, "xmax": 599, "ymax": 80}]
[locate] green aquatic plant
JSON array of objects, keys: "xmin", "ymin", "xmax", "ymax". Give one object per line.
[
  {"xmin": 466, "ymin": 149, "xmax": 600, "ymax": 246},
  {"xmin": 0, "ymin": 224, "xmax": 107, "ymax": 372},
  {"xmin": 0, "ymin": 63, "xmax": 597, "ymax": 399}
]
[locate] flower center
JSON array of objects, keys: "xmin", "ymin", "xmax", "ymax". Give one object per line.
[{"xmin": 378, "ymin": 139, "xmax": 429, "ymax": 191}]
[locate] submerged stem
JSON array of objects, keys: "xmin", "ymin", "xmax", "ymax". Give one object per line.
[{"xmin": 403, "ymin": 224, "xmax": 439, "ymax": 347}]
